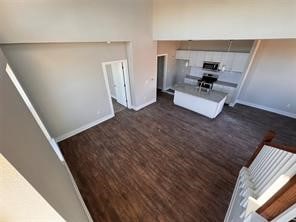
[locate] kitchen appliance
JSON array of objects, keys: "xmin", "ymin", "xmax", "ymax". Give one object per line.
[
  {"xmin": 198, "ymin": 73, "xmax": 218, "ymax": 91},
  {"xmin": 202, "ymin": 61, "xmax": 220, "ymax": 71}
]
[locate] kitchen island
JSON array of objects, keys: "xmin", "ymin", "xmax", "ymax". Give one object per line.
[{"xmin": 173, "ymin": 83, "xmax": 227, "ymax": 118}]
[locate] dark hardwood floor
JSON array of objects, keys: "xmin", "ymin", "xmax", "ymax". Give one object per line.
[{"xmin": 59, "ymin": 93, "xmax": 296, "ymax": 222}]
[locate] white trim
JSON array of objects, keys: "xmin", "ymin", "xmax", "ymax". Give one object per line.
[
  {"xmin": 224, "ymin": 169, "xmax": 243, "ymax": 222},
  {"xmin": 5, "ymin": 64, "xmax": 65, "ymax": 162},
  {"xmin": 236, "ymin": 99, "xmax": 296, "ymax": 119},
  {"xmin": 6, "ymin": 64, "xmax": 51, "ymax": 141},
  {"xmin": 49, "ymin": 139, "xmax": 65, "ymax": 162},
  {"xmin": 101, "ymin": 62, "xmax": 115, "ymax": 116},
  {"xmin": 132, "ymin": 99, "xmax": 156, "ymax": 111},
  {"xmin": 55, "ymin": 113, "xmax": 114, "ymax": 142},
  {"xmin": 232, "ymin": 40, "xmax": 261, "ymax": 106},
  {"xmin": 157, "ymin": 54, "xmax": 168, "ymax": 91},
  {"xmin": 101, "ymin": 59, "xmax": 132, "ymax": 109},
  {"xmin": 122, "ymin": 60, "xmax": 132, "ymax": 109},
  {"xmin": 63, "ymin": 162, "xmax": 94, "ymax": 222}
]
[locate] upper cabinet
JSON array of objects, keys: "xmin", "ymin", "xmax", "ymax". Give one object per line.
[
  {"xmin": 176, "ymin": 50, "xmax": 190, "ymax": 60},
  {"xmin": 176, "ymin": 50, "xmax": 250, "ymax": 73}
]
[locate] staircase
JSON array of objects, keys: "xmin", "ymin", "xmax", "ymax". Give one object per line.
[{"xmin": 225, "ymin": 131, "xmax": 296, "ymax": 222}]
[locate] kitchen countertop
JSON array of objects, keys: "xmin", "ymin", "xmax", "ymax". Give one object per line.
[{"xmin": 173, "ymin": 83, "xmax": 227, "ymax": 103}]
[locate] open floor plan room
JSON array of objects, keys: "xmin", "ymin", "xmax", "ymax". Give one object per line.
[
  {"xmin": 1, "ymin": 1, "xmax": 296, "ymax": 222},
  {"xmin": 59, "ymin": 93, "xmax": 296, "ymax": 222}
]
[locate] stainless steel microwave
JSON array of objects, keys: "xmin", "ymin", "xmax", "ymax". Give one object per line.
[{"xmin": 203, "ymin": 61, "xmax": 220, "ymax": 71}]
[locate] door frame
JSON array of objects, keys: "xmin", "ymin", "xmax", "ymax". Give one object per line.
[
  {"xmin": 101, "ymin": 60, "xmax": 132, "ymax": 114},
  {"xmin": 157, "ymin": 54, "xmax": 168, "ymax": 91}
]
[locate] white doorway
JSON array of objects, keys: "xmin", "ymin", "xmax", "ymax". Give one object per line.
[
  {"xmin": 102, "ymin": 60, "xmax": 131, "ymax": 114},
  {"xmin": 157, "ymin": 54, "xmax": 168, "ymax": 91}
]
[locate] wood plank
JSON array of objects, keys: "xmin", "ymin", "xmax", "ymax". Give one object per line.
[
  {"xmin": 257, "ymin": 175, "xmax": 296, "ymax": 221},
  {"xmin": 59, "ymin": 92, "xmax": 296, "ymax": 222}
]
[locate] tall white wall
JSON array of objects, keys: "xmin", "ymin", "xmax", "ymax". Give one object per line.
[
  {"xmin": 153, "ymin": 0, "xmax": 296, "ymax": 40},
  {"xmin": 1, "ymin": 43, "xmax": 127, "ymax": 139},
  {"xmin": 0, "ymin": 0, "xmax": 148, "ymax": 43},
  {"xmin": 238, "ymin": 40, "xmax": 296, "ymax": 117},
  {"xmin": 0, "ymin": 50, "xmax": 89, "ymax": 222}
]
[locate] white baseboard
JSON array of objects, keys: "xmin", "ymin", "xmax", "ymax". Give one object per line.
[
  {"xmin": 236, "ymin": 99, "xmax": 296, "ymax": 119},
  {"xmin": 55, "ymin": 113, "xmax": 115, "ymax": 142},
  {"xmin": 132, "ymin": 99, "xmax": 156, "ymax": 111}
]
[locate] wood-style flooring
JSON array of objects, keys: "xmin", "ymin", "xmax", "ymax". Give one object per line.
[
  {"xmin": 112, "ymin": 98, "xmax": 126, "ymax": 113},
  {"xmin": 59, "ymin": 92, "xmax": 296, "ymax": 222}
]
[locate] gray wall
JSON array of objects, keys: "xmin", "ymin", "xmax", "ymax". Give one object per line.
[
  {"xmin": 1, "ymin": 43, "xmax": 127, "ymax": 139},
  {"xmin": 179, "ymin": 40, "xmax": 254, "ymax": 52},
  {"xmin": 0, "ymin": 50, "xmax": 89, "ymax": 222},
  {"xmin": 0, "ymin": 0, "xmax": 157, "ymax": 108},
  {"xmin": 153, "ymin": 0, "xmax": 296, "ymax": 40},
  {"xmin": 238, "ymin": 39, "xmax": 296, "ymax": 116}
]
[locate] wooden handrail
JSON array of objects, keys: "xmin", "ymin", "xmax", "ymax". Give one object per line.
[
  {"xmin": 244, "ymin": 130, "xmax": 296, "ymax": 220},
  {"xmin": 264, "ymin": 142, "xmax": 296, "ymax": 154},
  {"xmin": 245, "ymin": 130, "xmax": 276, "ymax": 167},
  {"xmin": 256, "ymin": 175, "xmax": 296, "ymax": 220}
]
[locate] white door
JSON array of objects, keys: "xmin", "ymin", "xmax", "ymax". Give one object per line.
[{"xmin": 111, "ymin": 62, "xmax": 127, "ymax": 106}]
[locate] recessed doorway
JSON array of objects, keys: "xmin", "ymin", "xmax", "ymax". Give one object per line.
[
  {"xmin": 157, "ymin": 54, "xmax": 168, "ymax": 91},
  {"xmin": 102, "ymin": 60, "xmax": 131, "ymax": 114}
]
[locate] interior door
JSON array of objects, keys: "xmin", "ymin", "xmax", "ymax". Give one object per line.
[{"xmin": 111, "ymin": 62, "xmax": 127, "ymax": 107}]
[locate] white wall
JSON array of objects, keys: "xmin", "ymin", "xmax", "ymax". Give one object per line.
[
  {"xmin": 0, "ymin": 0, "xmax": 157, "ymax": 109},
  {"xmin": 0, "ymin": 50, "xmax": 89, "ymax": 222},
  {"xmin": 238, "ymin": 40, "xmax": 296, "ymax": 117},
  {"xmin": 1, "ymin": 43, "xmax": 127, "ymax": 139},
  {"xmin": 157, "ymin": 41, "xmax": 181, "ymax": 89},
  {"xmin": 153, "ymin": 0, "xmax": 296, "ymax": 40}
]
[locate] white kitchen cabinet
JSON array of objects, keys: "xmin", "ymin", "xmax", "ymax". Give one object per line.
[
  {"xmin": 232, "ymin": 53, "xmax": 249, "ymax": 72},
  {"xmin": 176, "ymin": 50, "xmax": 190, "ymax": 60},
  {"xmin": 174, "ymin": 84, "xmax": 227, "ymax": 119},
  {"xmin": 189, "ymin": 51, "xmax": 205, "ymax": 67},
  {"xmin": 189, "ymin": 51, "xmax": 198, "ymax": 66},
  {"xmin": 212, "ymin": 51, "xmax": 222, "ymax": 63},
  {"xmin": 221, "ymin": 52, "xmax": 235, "ymax": 71},
  {"xmin": 204, "ymin": 51, "xmax": 214, "ymax": 62},
  {"xmin": 196, "ymin": 51, "xmax": 205, "ymax": 67},
  {"xmin": 176, "ymin": 50, "xmax": 250, "ymax": 72}
]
